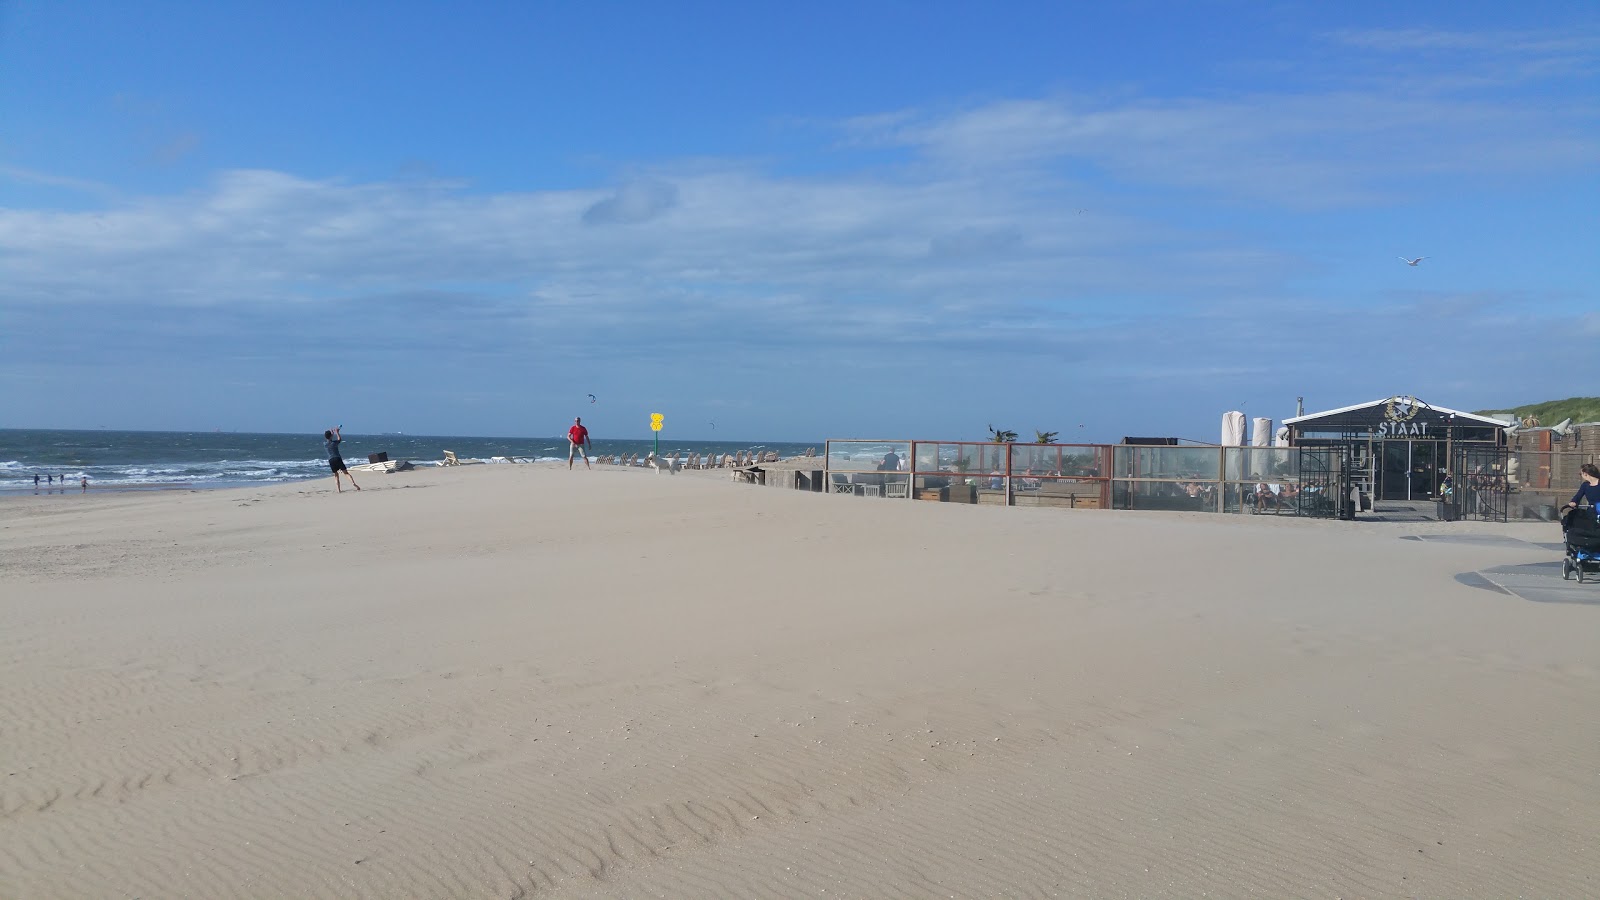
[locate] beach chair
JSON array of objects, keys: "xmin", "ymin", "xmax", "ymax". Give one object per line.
[
  {"xmin": 764, "ymin": 451, "xmax": 779, "ymax": 463},
  {"xmin": 443, "ymin": 451, "xmax": 461, "ymax": 466},
  {"xmin": 885, "ymin": 480, "xmax": 910, "ymax": 499},
  {"xmin": 804, "ymin": 447, "xmax": 816, "ymax": 457}
]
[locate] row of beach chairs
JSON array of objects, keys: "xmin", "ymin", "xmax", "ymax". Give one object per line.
[
  {"xmin": 439, "ymin": 448, "xmax": 819, "ymax": 468},
  {"xmin": 594, "ymin": 450, "xmax": 801, "ymax": 468}
]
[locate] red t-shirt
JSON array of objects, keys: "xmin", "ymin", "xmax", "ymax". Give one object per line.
[{"xmin": 568, "ymin": 425, "xmax": 589, "ymax": 445}]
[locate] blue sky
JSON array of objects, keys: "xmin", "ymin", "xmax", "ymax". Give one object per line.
[{"xmin": 2, "ymin": 2, "xmax": 1596, "ymax": 442}]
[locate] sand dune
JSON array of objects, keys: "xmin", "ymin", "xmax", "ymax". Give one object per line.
[{"xmin": 3, "ymin": 464, "xmax": 1598, "ymax": 897}]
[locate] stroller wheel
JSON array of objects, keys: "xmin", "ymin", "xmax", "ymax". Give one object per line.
[{"xmin": 1562, "ymin": 559, "xmax": 1574, "ymax": 580}]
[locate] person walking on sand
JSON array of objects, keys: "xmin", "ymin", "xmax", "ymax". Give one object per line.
[
  {"xmin": 81, "ymin": 475, "xmax": 88, "ymax": 493},
  {"xmin": 567, "ymin": 416, "xmax": 592, "ymax": 470},
  {"xmin": 324, "ymin": 425, "xmax": 361, "ymax": 493}
]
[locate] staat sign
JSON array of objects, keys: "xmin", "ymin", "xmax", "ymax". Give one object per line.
[{"xmin": 1374, "ymin": 395, "xmax": 1433, "ymax": 437}]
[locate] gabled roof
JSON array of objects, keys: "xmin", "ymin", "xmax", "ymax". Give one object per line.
[{"xmin": 1284, "ymin": 398, "xmax": 1508, "ymax": 427}]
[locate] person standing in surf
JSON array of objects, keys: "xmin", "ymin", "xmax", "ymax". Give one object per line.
[
  {"xmin": 567, "ymin": 416, "xmax": 591, "ymax": 470},
  {"xmin": 324, "ymin": 425, "xmax": 361, "ymax": 492}
]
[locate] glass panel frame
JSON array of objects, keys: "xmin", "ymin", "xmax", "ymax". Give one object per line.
[{"xmin": 825, "ymin": 440, "xmax": 911, "ymax": 473}]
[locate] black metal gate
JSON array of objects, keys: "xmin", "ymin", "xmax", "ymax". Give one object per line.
[
  {"xmin": 1294, "ymin": 445, "xmax": 1351, "ymax": 519},
  {"xmin": 1453, "ymin": 446, "xmax": 1509, "ymax": 522}
]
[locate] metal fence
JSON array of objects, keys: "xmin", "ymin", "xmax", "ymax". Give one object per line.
[
  {"xmin": 1503, "ymin": 449, "xmax": 1600, "ymax": 521},
  {"xmin": 823, "ymin": 440, "xmax": 1349, "ymax": 518}
]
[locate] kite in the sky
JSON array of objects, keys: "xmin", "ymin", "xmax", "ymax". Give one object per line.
[{"xmin": 587, "ymin": 393, "xmax": 597, "ymax": 403}]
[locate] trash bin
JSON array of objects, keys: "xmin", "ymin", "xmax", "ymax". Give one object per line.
[
  {"xmin": 1437, "ymin": 500, "xmax": 1459, "ymax": 522},
  {"xmin": 368, "ymin": 451, "xmax": 389, "ymax": 464}
]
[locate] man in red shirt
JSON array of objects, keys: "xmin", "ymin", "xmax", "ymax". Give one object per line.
[{"xmin": 567, "ymin": 416, "xmax": 591, "ymax": 470}]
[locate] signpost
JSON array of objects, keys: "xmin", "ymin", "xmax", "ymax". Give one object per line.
[{"xmin": 650, "ymin": 413, "xmax": 664, "ymax": 459}]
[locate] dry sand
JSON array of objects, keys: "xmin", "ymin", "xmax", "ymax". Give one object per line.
[{"xmin": 2, "ymin": 464, "xmax": 1598, "ymax": 898}]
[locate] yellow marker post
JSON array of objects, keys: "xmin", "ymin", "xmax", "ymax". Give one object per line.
[{"xmin": 650, "ymin": 413, "xmax": 664, "ymax": 458}]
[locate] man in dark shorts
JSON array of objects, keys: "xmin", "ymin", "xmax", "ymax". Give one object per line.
[{"xmin": 324, "ymin": 425, "xmax": 361, "ymax": 492}]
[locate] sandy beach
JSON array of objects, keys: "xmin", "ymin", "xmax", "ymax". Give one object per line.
[{"xmin": 3, "ymin": 463, "xmax": 1598, "ymax": 898}]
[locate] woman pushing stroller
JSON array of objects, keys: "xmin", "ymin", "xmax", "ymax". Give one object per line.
[
  {"xmin": 1565, "ymin": 462, "xmax": 1600, "ymax": 512},
  {"xmin": 1560, "ymin": 463, "xmax": 1600, "ymax": 583}
]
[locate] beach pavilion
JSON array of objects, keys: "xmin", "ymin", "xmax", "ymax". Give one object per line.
[{"xmin": 1283, "ymin": 396, "xmax": 1508, "ymax": 503}]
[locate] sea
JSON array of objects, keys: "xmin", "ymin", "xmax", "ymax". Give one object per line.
[{"xmin": 0, "ymin": 429, "xmax": 823, "ymax": 493}]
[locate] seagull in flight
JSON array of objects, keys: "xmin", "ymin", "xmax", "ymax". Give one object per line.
[{"xmin": 1400, "ymin": 256, "xmax": 1426, "ymax": 266}]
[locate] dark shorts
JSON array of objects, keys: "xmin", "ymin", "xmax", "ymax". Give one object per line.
[{"xmin": 329, "ymin": 457, "xmax": 348, "ymax": 473}]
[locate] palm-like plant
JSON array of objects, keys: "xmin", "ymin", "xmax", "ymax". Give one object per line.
[
  {"xmin": 1034, "ymin": 430, "xmax": 1059, "ymax": 444},
  {"xmin": 987, "ymin": 424, "xmax": 1018, "ymax": 443}
]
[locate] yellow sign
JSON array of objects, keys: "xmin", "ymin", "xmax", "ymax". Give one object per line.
[{"xmin": 650, "ymin": 413, "xmax": 664, "ymax": 432}]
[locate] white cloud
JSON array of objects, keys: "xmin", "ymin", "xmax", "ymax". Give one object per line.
[
  {"xmin": 1, "ymin": 63, "xmax": 1595, "ymax": 378},
  {"xmin": 845, "ymin": 90, "xmax": 1598, "ymax": 207},
  {"xmin": 0, "ymin": 164, "xmax": 118, "ymax": 198},
  {"xmin": 1324, "ymin": 27, "xmax": 1600, "ymax": 57},
  {"xmin": 582, "ymin": 179, "xmax": 679, "ymax": 225}
]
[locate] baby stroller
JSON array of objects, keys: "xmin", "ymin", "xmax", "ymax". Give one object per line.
[{"xmin": 1560, "ymin": 506, "xmax": 1600, "ymax": 583}]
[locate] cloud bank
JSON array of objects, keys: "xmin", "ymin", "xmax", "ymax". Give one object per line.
[{"xmin": 2, "ymin": 27, "xmax": 1595, "ymax": 434}]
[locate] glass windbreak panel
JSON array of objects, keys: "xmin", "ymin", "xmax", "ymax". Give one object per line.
[
  {"xmin": 1114, "ymin": 446, "xmax": 1221, "ymax": 480},
  {"xmin": 1221, "ymin": 482, "xmax": 1251, "ymax": 513},
  {"xmin": 1007, "ymin": 445, "xmax": 1105, "ymax": 477},
  {"xmin": 1060, "ymin": 448, "xmax": 1103, "ymax": 477},
  {"xmin": 974, "ymin": 444, "xmax": 1009, "ymax": 474},
  {"xmin": 826, "ymin": 441, "xmax": 910, "ymax": 473},
  {"xmin": 913, "ymin": 442, "xmax": 992, "ymax": 475},
  {"xmin": 1111, "ymin": 479, "xmax": 1219, "ymax": 512},
  {"xmin": 1230, "ymin": 448, "xmax": 1297, "ymax": 481},
  {"xmin": 1011, "ymin": 444, "xmax": 1064, "ymax": 475}
]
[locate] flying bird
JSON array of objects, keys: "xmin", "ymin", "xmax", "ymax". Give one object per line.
[{"xmin": 1400, "ymin": 257, "xmax": 1426, "ymax": 266}]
